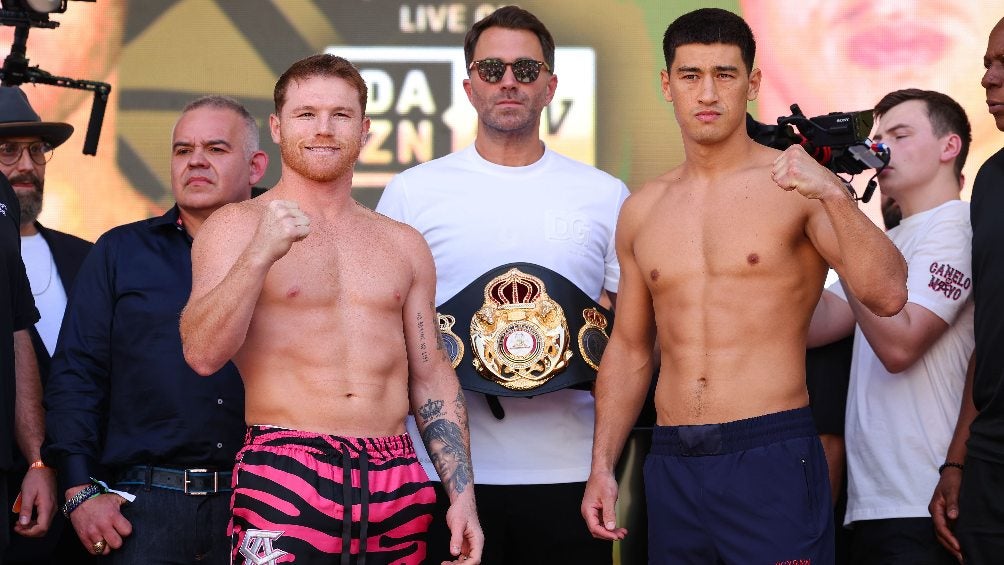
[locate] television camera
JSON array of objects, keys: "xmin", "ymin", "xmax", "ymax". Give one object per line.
[
  {"xmin": 747, "ymin": 104, "xmax": 890, "ymax": 203},
  {"xmin": 0, "ymin": 0, "xmax": 110, "ymax": 155}
]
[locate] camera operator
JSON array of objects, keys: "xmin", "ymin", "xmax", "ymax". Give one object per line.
[
  {"xmin": 808, "ymin": 89, "xmax": 974, "ymax": 564},
  {"xmin": 741, "ymin": 0, "xmax": 1001, "ymax": 205}
]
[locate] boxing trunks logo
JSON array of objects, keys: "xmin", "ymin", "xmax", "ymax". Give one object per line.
[
  {"xmin": 239, "ymin": 529, "xmax": 288, "ymax": 565},
  {"xmin": 437, "ymin": 263, "xmax": 613, "ymax": 397}
]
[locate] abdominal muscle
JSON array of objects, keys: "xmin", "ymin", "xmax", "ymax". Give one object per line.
[
  {"xmin": 233, "ymin": 299, "xmax": 412, "ymax": 438},
  {"xmin": 651, "ymin": 287, "xmax": 814, "ymax": 427}
]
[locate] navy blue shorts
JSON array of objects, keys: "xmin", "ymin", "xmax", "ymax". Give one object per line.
[{"xmin": 644, "ymin": 407, "xmax": 834, "ymax": 565}]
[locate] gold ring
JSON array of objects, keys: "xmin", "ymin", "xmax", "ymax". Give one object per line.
[{"xmin": 92, "ymin": 539, "xmax": 107, "ymax": 554}]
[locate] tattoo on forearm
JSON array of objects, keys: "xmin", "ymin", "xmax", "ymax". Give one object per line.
[
  {"xmin": 454, "ymin": 389, "xmax": 468, "ymax": 429},
  {"xmin": 417, "ymin": 311, "xmax": 429, "ymax": 363},
  {"xmin": 422, "ymin": 417, "xmax": 473, "ymax": 495},
  {"xmin": 418, "ymin": 398, "xmax": 444, "ymax": 422}
]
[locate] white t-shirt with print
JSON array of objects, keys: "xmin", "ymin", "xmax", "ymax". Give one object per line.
[
  {"xmin": 377, "ymin": 144, "xmax": 629, "ymax": 484},
  {"xmin": 828, "ymin": 200, "xmax": 974, "ymax": 525}
]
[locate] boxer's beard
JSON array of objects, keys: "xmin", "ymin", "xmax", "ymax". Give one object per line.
[{"xmin": 9, "ymin": 173, "xmax": 43, "ymax": 226}]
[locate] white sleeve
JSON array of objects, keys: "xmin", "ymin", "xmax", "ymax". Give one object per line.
[
  {"xmin": 375, "ymin": 173, "xmax": 408, "ymax": 222},
  {"xmin": 603, "ymin": 181, "xmax": 631, "ymax": 294},
  {"xmin": 905, "ymin": 216, "xmax": 973, "ymax": 324}
]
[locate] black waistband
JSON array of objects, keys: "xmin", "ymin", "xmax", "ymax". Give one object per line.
[
  {"xmin": 650, "ymin": 407, "xmax": 817, "ymax": 456},
  {"xmin": 438, "ymin": 262, "xmax": 613, "ymax": 398},
  {"xmin": 115, "ymin": 465, "xmax": 232, "ymax": 495}
]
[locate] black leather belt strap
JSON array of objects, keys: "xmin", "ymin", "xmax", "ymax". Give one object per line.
[{"xmin": 115, "ymin": 465, "xmax": 232, "ymax": 495}]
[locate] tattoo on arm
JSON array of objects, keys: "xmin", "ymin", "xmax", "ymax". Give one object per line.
[
  {"xmin": 418, "ymin": 398, "xmax": 444, "ymax": 422},
  {"xmin": 417, "ymin": 312, "xmax": 430, "ymax": 363},
  {"xmin": 422, "ymin": 417, "xmax": 473, "ymax": 495},
  {"xmin": 454, "ymin": 389, "xmax": 468, "ymax": 430}
]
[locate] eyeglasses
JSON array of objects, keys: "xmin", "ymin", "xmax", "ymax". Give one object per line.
[
  {"xmin": 468, "ymin": 58, "xmax": 551, "ymax": 84},
  {"xmin": 0, "ymin": 141, "xmax": 54, "ymax": 166}
]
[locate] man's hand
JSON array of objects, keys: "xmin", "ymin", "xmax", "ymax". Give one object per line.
[
  {"xmin": 441, "ymin": 496, "xmax": 483, "ymax": 564},
  {"xmin": 929, "ymin": 467, "xmax": 964, "ymax": 562},
  {"xmin": 13, "ymin": 466, "xmax": 56, "ymax": 537},
  {"xmin": 771, "ymin": 145, "xmax": 847, "ymax": 201},
  {"xmin": 66, "ymin": 487, "xmax": 132, "ymax": 556},
  {"xmin": 581, "ymin": 470, "xmax": 627, "ymax": 541},
  {"xmin": 252, "ymin": 200, "xmax": 310, "ymax": 264}
]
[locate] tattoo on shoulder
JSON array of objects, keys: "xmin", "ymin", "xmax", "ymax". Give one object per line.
[
  {"xmin": 418, "ymin": 398, "xmax": 444, "ymax": 422},
  {"xmin": 422, "ymin": 418, "xmax": 473, "ymax": 495}
]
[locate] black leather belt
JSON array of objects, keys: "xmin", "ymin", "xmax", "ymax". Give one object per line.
[
  {"xmin": 438, "ymin": 262, "xmax": 613, "ymax": 398},
  {"xmin": 115, "ymin": 465, "xmax": 232, "ymax": 495}
]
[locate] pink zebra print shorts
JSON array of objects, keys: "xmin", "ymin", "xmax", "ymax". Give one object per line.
[{"xmin": 229, "ymin": 426, "xmax": 436, "ymax": 565}]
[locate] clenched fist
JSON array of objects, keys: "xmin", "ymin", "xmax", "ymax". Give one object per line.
[
  {"xmin": 253, "ymin": 199, "xmax": 311, "ymax": 263},
  {"xmin": 771, "ymin": 145, "xmax": 847, "ymax": 201}
]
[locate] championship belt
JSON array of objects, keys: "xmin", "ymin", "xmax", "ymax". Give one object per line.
[{"xmin": 438, "ymin": 263, "xmax": 613, "ymax": 398}]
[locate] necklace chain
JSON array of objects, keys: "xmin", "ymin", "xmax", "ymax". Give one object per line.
[{"xmin": 31, "ymin": 253, "xmax": 54, "ymax": 296}]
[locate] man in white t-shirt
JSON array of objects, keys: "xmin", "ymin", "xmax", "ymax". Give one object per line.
[
  {"xmin": 808, "ymin": 89, "xmax": 975, "ymax": 563},
  {"xmin": 376, "ymin": 6, "xmax": 628, "ymax": 564}
]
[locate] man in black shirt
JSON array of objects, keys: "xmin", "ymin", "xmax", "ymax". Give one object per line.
[
  {"xmin": 929, "ymin": 15, "xmax": 1004, "ymax": 564},
  {"xmin": 42, "ymin": 96, "xmax": 268, "ymax": 562},
  {"xmin": 1, "ymin": 170, "xmax": 43, "ymax": 554},
  {"xmin": 0, "ymin": 85, "xmax": 94, "ymax": 565}
]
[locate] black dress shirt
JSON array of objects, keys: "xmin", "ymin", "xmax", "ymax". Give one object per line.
[
  {"xmin": 43, "ymin": 206, "xmax": 246, "ymax": 489},
  {"xmin": 1, "ymin": 175, "xmax": 39, "ymax": 471}
]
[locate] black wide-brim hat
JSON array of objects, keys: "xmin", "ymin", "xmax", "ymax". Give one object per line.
[{"xmin": 0, "ymin": 86, "xmax": 73, "ymax": 148}]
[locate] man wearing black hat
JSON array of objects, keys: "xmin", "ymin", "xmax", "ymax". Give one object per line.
[{"xmin": 0, "ymin": 86, "xmax": 94, "ymax": 564}]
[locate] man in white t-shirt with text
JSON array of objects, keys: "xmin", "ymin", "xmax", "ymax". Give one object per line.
[{"xmin": 808, "ymin": 89, "xmax": 975, "ymax": 564}]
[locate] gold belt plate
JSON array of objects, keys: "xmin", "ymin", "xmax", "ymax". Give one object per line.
[{"xmin": 470, "ymin": 267, "xmax": 572, "ymax": 391}]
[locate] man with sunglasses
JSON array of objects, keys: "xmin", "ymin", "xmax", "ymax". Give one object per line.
[
  {"xmin": 377, "ymin": 5, "xmax": 629, "ymax": 564},
  {"xmin": 0, "ymin": 86, "xmax": 94, "ymax": 564}
]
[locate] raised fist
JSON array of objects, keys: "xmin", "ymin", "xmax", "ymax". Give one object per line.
[
  {"xmin": 254, "ymin": 199, "xmax": 310, "ymax": 263},
  {"xmin": 771, "ymin": 145, "xmax": 845, "ymax": 200}
]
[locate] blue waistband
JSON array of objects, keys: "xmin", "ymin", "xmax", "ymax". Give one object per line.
[{"xmin": 650, "ymin": 407, "xmax": 816, "ymax": 456}]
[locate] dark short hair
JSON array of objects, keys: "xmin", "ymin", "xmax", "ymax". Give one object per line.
[
  {"xmin": 663, "ymin": 8, "xmax": 755, "ymax": 73},
  {"xmin": 180, "ymin": 95, "xmax": 259, "ymax": 156},
  {"xmin": 874, "ymin": 88, "xmax": 972, "ymax": 180},
  {"xmin": 273, "ymin": 54, "xmax": 367, "ymax": 115},
  {"xmin": 464, "ymin": 5, "xmax": 555, "ymax": 73}
]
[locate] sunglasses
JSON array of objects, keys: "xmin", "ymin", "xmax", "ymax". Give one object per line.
[
  {"xmin": 468, "ymin": 58, "xmax": 551, "ymax": 84},
  {"xmin": 0, "ymin": 141, "xmax": 53, "ymax": 166}
]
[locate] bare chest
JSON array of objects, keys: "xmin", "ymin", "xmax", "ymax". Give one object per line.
[
  {"xmin": 635, "ymin": 187, "xmax": 811, "ymax": 291},
  {"xmin": 263, "ymin": 225, "xmax": 411, "ymax": 311}
]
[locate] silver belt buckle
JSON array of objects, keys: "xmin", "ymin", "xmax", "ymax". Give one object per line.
[{"xmin": 183, "ymin": 468, "xmax": 215, "ymax": 495}]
